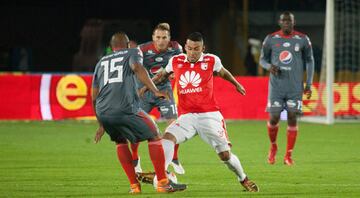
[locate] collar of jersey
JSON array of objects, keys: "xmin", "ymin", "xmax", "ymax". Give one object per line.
[{"xmin": 184, "ymin": 53, "xmax": 204, "ymax": 63}]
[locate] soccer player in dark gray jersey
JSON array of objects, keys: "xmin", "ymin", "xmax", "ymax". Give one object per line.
[
  {"xmin": 92, "ymin": 32, "xmax": 186, "ymax": 194},
  {"xmin": 259, "ymin": 12, "xmax": 314, "ymax": 166},
  {"xmin": 93, "ymin": 48, "xmax": 141, "ymax": 115},
  {"xmin": 132, "ymin": 23, "xmax": 185, "ymax": 175}
]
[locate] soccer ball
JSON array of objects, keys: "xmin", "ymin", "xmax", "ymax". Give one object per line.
[{"xmin": 153, "ymin": 171, "xmax": 178, "ymax": 189}]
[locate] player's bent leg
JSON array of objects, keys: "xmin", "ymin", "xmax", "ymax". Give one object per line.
[
  {"xmin": 115, "ymin": 142, "xmax": 141, "ymax": 192},
  {"xmin": 170, "ymin": 143, "xmax": 185, "ymax": 175},
  {"xmin": 147, "ymin": 136, "xmax": 168, "ymax": 183},
  {"xmin": 147, "ymin": 137, "xmax": 187, "ymax": 193},
  {"xmin": 219, "ymin": 150, "xmax": 259, "ymax": 192},
  {"xmin": 165, "ymin": 118, "xmax": 186, "ymax": 174},
  {"xmin": 162, "ymin": 133, "xmax": 177, "ymax": 171}
]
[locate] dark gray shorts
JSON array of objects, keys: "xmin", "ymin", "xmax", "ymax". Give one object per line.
[
  {"xmin": 266, "ymin": 91, "xmax": 303, "ymax": 114},
  {"xmin": 99, "ymin": 110, "xmax": 160, "ymax": 144},
  {"xmin": 140, "ymin": 85, "xmax": 177, "ymax": 119}
]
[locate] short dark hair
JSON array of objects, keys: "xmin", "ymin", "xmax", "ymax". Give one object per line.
[
  {"xmin": 280, "ymin": 11, "xmax": 294, "ymax": 19},
  {"xmin": 187, "ymin": 32, "xmax": 203, "ymax": 42}
]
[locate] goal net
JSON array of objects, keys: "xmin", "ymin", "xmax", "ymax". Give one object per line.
[{"xmin": 301, "ymin": 0, "xmax": 360, "ymax": 124}]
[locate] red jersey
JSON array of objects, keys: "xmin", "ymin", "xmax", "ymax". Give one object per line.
[{"xmin": 165, "ymin": 53, "xmax": 223, "ymax": 115}]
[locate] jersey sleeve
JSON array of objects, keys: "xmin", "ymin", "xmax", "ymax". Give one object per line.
[
  {"xmin": 176, "ymin": 42, "xmax": 183, "ymax": 53},
  {"xmin": 303, "ymin": 35, "xmax": 315, "ymax": 87},
  {"xmin": 165, "ymin": 56, "xmax": 174, "ymax": 73},
  {"xmin": 129, "ymin": 48, "xmax": 143, "ymax": 66},
  {"xmin": 92, "ymin": 62, "xmax": 100, "ymax": 88},
  {"xmin": 213, "ymin": 55, "xmax": 223, "ymax": 72},
  {"xmin": 259, "ymin": 35, "xmax": 272, "ymax": 70}
]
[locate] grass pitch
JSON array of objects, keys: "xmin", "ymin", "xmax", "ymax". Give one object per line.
[{"xmin": 0, "ymin": 120, "xmax": 360, "ymax": 197}]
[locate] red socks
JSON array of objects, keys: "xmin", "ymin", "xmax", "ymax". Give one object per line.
[
  {"xmin": 173, "ymin": 144, "xmax": 180, "ymax": 160},
  {"xmin": 267, "ymin": 122, "xmax": 279, "ymax": 146},
  {"xmin": 116, "ymin": 144, "xmax": 138, "ymax": 184},
  {"xmin": 148, "ymin": 140, "xmax": 167, "ymax": 181},
  {"xmin": 286, "ymin": 126, "xmax": 298, "ymax": 157},
  {"xmin": 130, "ymin": 143, "xmax": 139, "ymax": 161}
]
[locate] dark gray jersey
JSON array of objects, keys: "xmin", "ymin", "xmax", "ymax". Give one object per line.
[
  {"xmin": 260, "ymin": 30, "xmax": 314, "ymax": 93},
  {"xmin": 137, "ymin": 41, "xmax": 182, "ymax": 89},
  {"xmin": 92, "ymin": 48, "xmax": 143, "ymax": 116}
]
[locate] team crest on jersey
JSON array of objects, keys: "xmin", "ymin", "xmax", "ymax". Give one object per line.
[
  {"xmin": 283, "ymin": 42, "xmax": 291, "ymax": 47},
  {"xmin": 179, "ymin": 71, "xmax": 201, "ymax": 88},
  {"xmin": 295, "ymin": 43, "xmax": 300, "ymax": 51},
  {"xmin": 293, "ymin": 35, "xmax": 302, "ymax": 40},
  {"xmin": 273, "ymin": 34, "xmax": 281, "ymax": 38},
  {"xmin": 279, "ymin": 51, "xmax": 293, "ymax": 64},
  {"xmin": 155, "ymin": 57, "xmax": 163, "ymax": 62},
  {"xmin": 201, "ymin": 63, "xmax": 208, "ymax": 70},
  {"xmin": 146, "ymin": 50, "xmax": 154, "ymax": 55}
]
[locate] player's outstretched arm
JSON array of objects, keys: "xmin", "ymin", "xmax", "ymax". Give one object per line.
[
  {"xmin": 132, "ymin": 62, "xmax": 169, "ymax": 100},
  {"xmin": 138, "ymin": 68, "xmax": 172, "ymax": 97},
  {"xmin": 216, "ymin": 67, "xmax": 246, "ymax": 95}
]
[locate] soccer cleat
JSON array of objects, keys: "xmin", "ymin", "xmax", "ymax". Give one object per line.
[
  {"xmin": 156, "ymin": 178, "xmax": 187, "ymax": 193},
  {"xmin": 129, "ymin": 183, "xmax": 141, "ymax": 194},
  {"xmin": 284, "ymin": 156, "xmax": 294, "ymax": 166},
  {"xmin": 267, "ymin": 144, "xmax": 278, "ymax": 164},
  {"xmin": 136, "ymin": 171, "xmax": 155, "ymax": 184},
  {"xmin": 133, "ymin": 158, "xmax": 143, "ymax": 173},
  {"xmin": 170, "ymin": 159, "xmax": 185, "ymax": 174},
  {"xmin": 240, "ymin": 177, "xmax": 259, "ymax": 192}
]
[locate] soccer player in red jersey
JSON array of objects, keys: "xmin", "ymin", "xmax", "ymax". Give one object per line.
[{"xmin": 139, "ymin": 32, "xmax": 259, "ymax": 192}]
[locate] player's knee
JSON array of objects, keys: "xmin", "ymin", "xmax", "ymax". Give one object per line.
[
  {"xmin": 287, "ymin": 112, "xmax": 297, "ymax": 126},
  {"xmin": 269, "ymin": 116, "xmax": 280, "ymax": 125},
  {"xmin": 218, "ymin": 151, "xmax": 230, "ymax": 161},
  {"xmin": 162, "ymin": 132, "xmax": 177, "ymax": 144}
]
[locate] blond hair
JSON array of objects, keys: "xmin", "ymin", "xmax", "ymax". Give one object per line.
[{"xmin": 153, "ymin": 23, "xmax": 170, "ymax": 33}]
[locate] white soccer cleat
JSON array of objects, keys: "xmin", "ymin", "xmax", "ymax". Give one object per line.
[
  {"xmin": 133, "ymin": 158, "xmax": 143, "ymax": 173},
  {"xmin": 170, "ymin": 159, "xmax": 185, "ymax": 175}
]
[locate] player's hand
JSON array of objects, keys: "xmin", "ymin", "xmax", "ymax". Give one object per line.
[
  {"xmin": 154, "ymin": 90, "xmax": 169, "ymax": 101},
  {"xmin": 168, "ymin": 73, "xmax": 175, "ymax": 80},
  {"xmin": 94, "ymin": 126, "xmax": 105, "ymax": 144},
  {"xmin": 236, "ymin": 84, "xmax": 246, "ymax": 95},
  {"xmin": 138, "ymin": 87, "xmax": 148, "ymax": 98},
  {"xmin": 269, "ymin": 65, "xmax": 280, "ymax": 75},
  {"xmin": 304, "ymin": 86, "xmax": 312, "ymax": 99}
]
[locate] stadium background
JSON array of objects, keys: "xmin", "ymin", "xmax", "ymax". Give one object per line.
[
  {"xmin": 1, "ymin": 1, "xmax": 360, "ymax": 197},
  {"xmin": 0, "ymin": 0, "xmax": 359, "ymax": 120}
]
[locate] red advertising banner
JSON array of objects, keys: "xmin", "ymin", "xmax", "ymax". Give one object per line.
[{"xmin": 0, "ymin": 73, "xmax": 359, "ymax": 120}]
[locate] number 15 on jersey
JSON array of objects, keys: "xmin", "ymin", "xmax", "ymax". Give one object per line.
[{"xmin": 101, "ymin": 57, "xmax": 124, "ymax": 85}]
